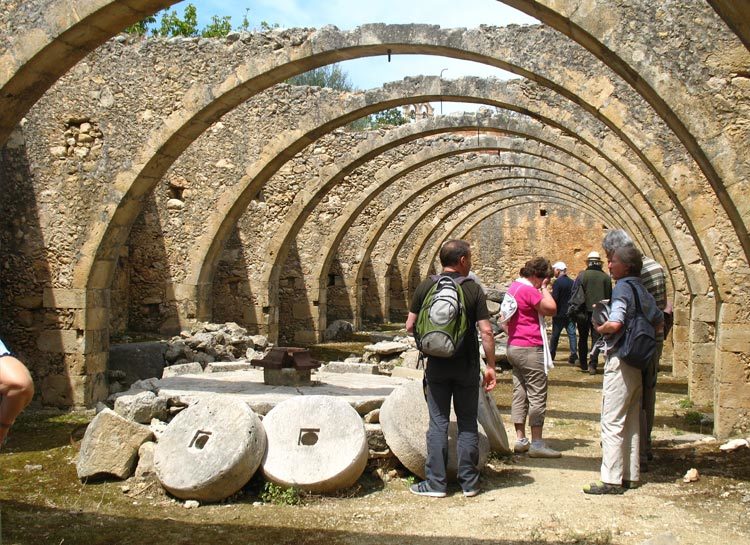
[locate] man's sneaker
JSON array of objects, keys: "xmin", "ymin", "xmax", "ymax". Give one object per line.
[
  {"xmin": 463, "ymin": 488, "xmax": 481, "ymax": 498},
  {"xmin": 529, "ymin": 443, "xmax": 562, "ymax": 458},
  {"xmin": 588, "ymin": 366, "xmax": 597, "ymax": 375},
  {"xmin": 583, "ymin": 480, "xmax": 625, "ymax": 495},
  {"xmin": 568, "ymin": 355, "xmax": 578, "ymax": 365},
  {"xmin": 514, "ymin": 438, "xmax": 530, "ymax": 453},
  {"xmin": 409, "ymin": 481, "xmax": 446, "ymax": 498}
]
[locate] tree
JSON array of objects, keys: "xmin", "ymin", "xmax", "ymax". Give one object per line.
[
  {"xmin": 288, "ymin": 64, "xmax": 354, "ymax": 92},
  {"xmin": 124, "ymin": 14, "xmax": 156, "ymax": 36},
  {"xmin": 369, "ymin": 108, "xmax": 408, "ymax": 128},
  {"xmin": 155, "ymin": 3, "xmax": 199, "ymax": 37},
  {"xmin": 202, "ymin": 14, "xmax": 232, "ymax": 38}
]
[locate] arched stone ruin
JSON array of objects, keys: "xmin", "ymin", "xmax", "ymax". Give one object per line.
[{"xmin": 1, "ymin": 1, "xmax": 748, "ymax": 438}]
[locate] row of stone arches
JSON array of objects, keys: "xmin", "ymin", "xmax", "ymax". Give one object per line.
[{"xmin": 1, "ymin": 1, "xmax": 747, "ymax": 435}]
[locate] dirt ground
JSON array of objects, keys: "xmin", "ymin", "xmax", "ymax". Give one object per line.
[{"xmin": 1, "ymin": 349, "xmax": 749, "ymax": 545}]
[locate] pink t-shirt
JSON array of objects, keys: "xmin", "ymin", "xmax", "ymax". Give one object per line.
[{"xmin": 507, "ymin": 281, "xmax": 543, "ymax": 347}]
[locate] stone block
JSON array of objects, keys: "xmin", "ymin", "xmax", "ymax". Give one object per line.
[
  {"xmin": 379, "ymin": 380, "xmax": 490, "ymax": 481},
  {"xmin": 323, "ymin": 361, "xmax": 379, "ymax": 374},
  {"xmin": 109, "ymin": 342, "xmax": 167, "ymax": 385},
  {"xmin": 154, "ymin": 398, "xmax": 266, "ymax": 502},
  {"xmin": 204, "ymin": 361, "xmax": 253, "ymax": 373},
  {"xmin": 135, "ymin": 442, "xmax": 156, "ymax": 479},
  {"xmin": 364, "ymin": 409, "xmax": 380, "ymax": 424},
  {"xmin": 249, "ymin": 335, "xmax": 269, "ymax": 350},
  {"xmin": 365, "ymin": 423, "xmax": 388, "ymax": 452},
  {"xmin": 40, "ymin": 374, "xmax": 74, "ymax": 408},
  {"xmin": 292, "ymin": 303, "xmax": 311, "ymax": 319},
  {"xmin": 691, "ymin": 296, "xmax": 717, "ymax": 322},
  {"xmin": 162, "ymin": 362, "xmax": 203, "ymax": 378},
  {"xmin": 37, "ymin": 329, "xmax": 79, "ymax": 353},
  {"xmin": 689, "ymin": 321, "xmax": 713, "ymax": 344},
  {"xmin": 323, "ymin": 319, "xmax": 354, "ymax": 341},
  {"xmin": 77, "ymin": 409, "xmax": 154, "ymax": 480},
  {"xmin": 718, "ymin": 324, "xmax": 750, "ymax": 353},
  {"xmin": 262, "ymin": 396, "xmax": 368, "ymax": 493},
  {"xmin": 263, "ymin": 368, "xmax": 312, "ymax": 386},
  {"xmin": 43, "ymin": 288, "xmax": 86, "ymax": 309},
  {"xmin": 293, "ymin": 330, "xmax": 318, "ymax": 344},
  {"xmin": 114, "ymin": 390, "xmax": 168, "ymax": 424}
]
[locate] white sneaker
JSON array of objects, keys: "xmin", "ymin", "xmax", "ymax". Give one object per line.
[
  {"xmin": 514, "ymin": 438, "xmax": 530, "ymax": 453},
  {"xmin": 529, "ymin": 444, "xmax": 562, "ymax": 458}
]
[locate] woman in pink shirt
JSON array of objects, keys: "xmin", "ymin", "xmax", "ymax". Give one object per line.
[{"xmin": 504, "ymin": 257, "xmax": 560, "ymax": 458}]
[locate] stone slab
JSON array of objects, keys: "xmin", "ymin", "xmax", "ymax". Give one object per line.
[
  {"xmin": 109, "ymin": 342, "xmax": 166, "ymax": 386},
  {"xmin": 204, "ymin": 361, "xmax": 253, "ymax": 373},
  {"xmin": 155, "ymin": 369, "xmax": 410, "ymax": 416},
  {"xmin": 363, "ymin": 341, "xmax": 410, "ymax": 355},
  {"xmin": 154, "ymin": 398, "xmax": 266, "ymax": 502},
  {"xmin": 162, "ymin": 361, "xmax": 203, "ymax": 378},
  {"xmin": 261, "ymin": 396, "xmax": 368, "ymax": 492},
  {"xmin": 379, "ymin": 379, "xmax": 490, "ymax": 481},
  {"xmin": 324, "ymin": 361, "xmax": 379, "ymax": 374},
  {"xmin": 77, "ymin": 408, "xmax": 154, "ymax": 480}
]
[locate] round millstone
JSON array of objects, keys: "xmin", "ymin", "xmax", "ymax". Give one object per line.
[
  {"xmin": 261, "ymin": 395, "xmax": 368, "ymax": 493},
  {"xmin": 380, "ymin": 379, "xmax": 490, "ymax": 480},
  {"xmin": 154, "ymin": 398, "xmax": 266, "ymax": 502}
]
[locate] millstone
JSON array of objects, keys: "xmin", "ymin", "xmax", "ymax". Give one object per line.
[
  {"xmin": 261, "ymin": 395, "xmax": 368, "ymax": 493},
  {"xmin": 380, "ymin": 379, "xmax": 490, "ymax": 480},
  {"xmin": 154, "ymin": 398, "xmax": 266, "ymax": 502}
]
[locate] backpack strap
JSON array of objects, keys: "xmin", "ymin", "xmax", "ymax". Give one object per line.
[
  {"xmin": 624, "ymin": 279, "xmax": 644, "ymax": 315},
  {"xmin": 431, "ymin": 273, "xmax": 470, "ymax": 284}
]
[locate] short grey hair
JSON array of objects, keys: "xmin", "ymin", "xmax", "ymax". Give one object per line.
[
  {"xmin": 614, "ymin": 244, "xmax": 643, "ymax": 276},
  {"xmin": 602, "ymin": 229, "xmax": 634, "ymax": 256}
]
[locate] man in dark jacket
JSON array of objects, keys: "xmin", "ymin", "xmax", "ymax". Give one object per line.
[
  {"xmin": 550, "ymin": 262, "xmax": 577, "ymax": 364},
  {"xmin": 575, "ymin": 251, "xmax": 612, "ymax": 374}
]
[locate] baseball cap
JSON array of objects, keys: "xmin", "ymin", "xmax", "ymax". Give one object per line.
[{"xmin": 552, "ymin": 261, "xmax": 567, "ymax": 270}]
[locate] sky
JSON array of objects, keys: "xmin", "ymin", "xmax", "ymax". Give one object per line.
[{"xmin": 161, "ymin": 0, "xmax": 539, "ymax": 113}]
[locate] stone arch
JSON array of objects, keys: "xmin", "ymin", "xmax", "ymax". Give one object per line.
[
  {"xmin": 498, "ymin": 0, "xmax": 750, "ymax": 262},
  {"xmin": 276, "ymin": 138, "xmax": 649, "ymax": 341},
  {"xmin": 188, "ymin": 76, "xmax": 700, "ymax": 318},
  {"xmin": 0, "ymin": 0, "xmax": 177, "ymax": 145}
]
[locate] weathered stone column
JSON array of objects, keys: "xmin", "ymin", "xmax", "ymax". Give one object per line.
[
  {"xmin": 688, "ymin": 294, "xmax": 716, "ymax": 407},
  {"xmin": 715, "ymin": 301, "xmax": 750, "ymax": 438},
  {"xmin": 38, "ymin": 288, "xmax": 109, "ymax": 407}
]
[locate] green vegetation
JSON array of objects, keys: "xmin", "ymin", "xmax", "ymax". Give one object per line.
[
  {"xmin": 684, "ymin": 410, "xmax": 703, "ymax": 426},
  {"xmin": 124, "ymin": 4, "xmax": 272, "ymax": 38},
  {"xmin": 288, "ymin": 64, "xmax": 354, "ymax": 91},
  {"xmin": 679, "ymin": 398, "xmax": 694, "ymax": 409},
  {"xmin": 259, "ymin": 482, "xmax": 303, "ymax": 505}
]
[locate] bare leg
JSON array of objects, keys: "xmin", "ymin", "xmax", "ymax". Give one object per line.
[
  {"xmin": 0, "ymin": 355, "xmax": 35, "ymax": 445},
  {"xmin": 530, "ymin": 425, "xmax": 543, "ymax": 442},
  {"xmin": 514, "ymin": 423, "xmax": 526, "ymax": 439}
]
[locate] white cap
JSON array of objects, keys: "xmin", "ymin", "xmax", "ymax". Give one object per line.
[
  {"xmin": 587, "ymin": 251, "xmax": 601, "ymax": 261},
  {"xmin": 552, "ymin": 261, "xmax": 567, "ymax": 271}
]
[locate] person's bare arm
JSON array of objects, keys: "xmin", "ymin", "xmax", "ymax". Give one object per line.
[
  {"xmin": 478, "ymin": 319, "xmax": 496, "ymax": 391},
  {"xmin": 535, "ymin": 279, "xmax": 557, "ymax": 317},
  {"xmin": 596, "ymin": 320, "xmax": 623, "ymax": 335},
  {"xmin": 405, "ymin": 311, "xmax": 418, "ymax": 335}
]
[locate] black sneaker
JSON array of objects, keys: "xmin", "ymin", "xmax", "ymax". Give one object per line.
[
  {"xmin": 568, "ymin": 355, "xmax": 578, "ymax": 365},
  {"xmin": 409, "ymin": 481, "xmax": 446, "ymax": 498}
]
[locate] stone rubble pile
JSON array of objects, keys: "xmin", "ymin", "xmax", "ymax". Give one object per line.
[{"xmin": 164, "ymin": 322, "xmax": 270, "ymax": 369}]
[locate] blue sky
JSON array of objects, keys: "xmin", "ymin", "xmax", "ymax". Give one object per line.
[{"xmin": 162, "ymin": 1, "xmax": 538, "ymax": 112}]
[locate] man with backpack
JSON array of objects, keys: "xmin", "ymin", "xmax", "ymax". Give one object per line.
[
  {"xmin": 405, "ymin": 239, "xmax": 496, "ymax": 498},
  {"xmin": 602, "ymin": 229, "xmax": 671, "ymax": 471}
]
